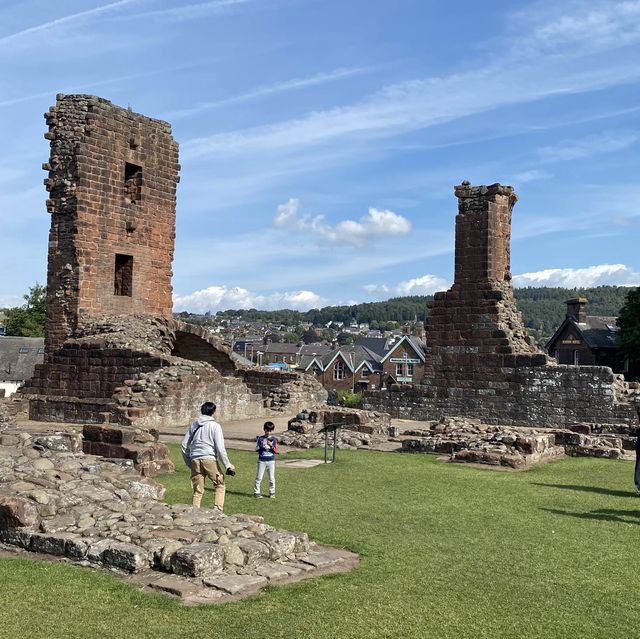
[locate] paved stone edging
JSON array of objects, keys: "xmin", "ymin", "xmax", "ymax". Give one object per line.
[{"xmin": 0, "ymin": 426, "xmax": 358, "ymax": 602}]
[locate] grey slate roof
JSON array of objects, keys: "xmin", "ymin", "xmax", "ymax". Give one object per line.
[
  {"xmin": 354, "ymin": 335, "xmax": 426, "ymax": 360},
  {"xmin": 264, "ymin": 343, "xmax": 301, "ymax": 355},
  {"xmin": 0, "ymin": 336, "xmax": 44, "ymax": 382},
  {"xmin": 546, "ymin": 315, "xmax": 619, "ymax": 351},
  {"xmin": 577, "ymin": 316, "xmax": 618, "ymax": 349},
  {"xmin": 299, "ymin": 344, "xmax": 331, "ymax": 357}
]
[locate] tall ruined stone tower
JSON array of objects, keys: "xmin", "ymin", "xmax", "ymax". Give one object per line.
[
  {"xmin": 43, "ymin": 94, "xmax": 179, "ymax": 355},
  {"xmin": 424, "ymin": 182, "xmax": 547, "ymax": 386},
  {"xmin": 363, "ymin": 181, "xmax": 636, "ymax": 428}
]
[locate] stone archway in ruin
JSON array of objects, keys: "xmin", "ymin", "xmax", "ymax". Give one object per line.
[{"xmin": 169, "ymin": 321, "xmax": 237, "ymax": 376}]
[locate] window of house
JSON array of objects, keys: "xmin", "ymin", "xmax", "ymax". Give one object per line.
[
  {"xmin": 312, "ymin": 365, "xmax": 321, "ymax": 374},
  {"xmin": 334, "ymin": 361, "xmax": 345, "ymax": 380},
  {"xmin": 361, "ymin": 368, "xmax": 369, "ymax": 378},
  {"xmin": 124, "ymin": 162, "xmax": 142, "ymax": 203},
  {"xmin": 554, "ymin": 349, "xmax": 559, "ymax": 361},
  {"xmin": 572, "ymin": 350, "xmax": 579, "ymax": 365},
  {"xmin": 114, "ymin": 254, "xmax": 133, "ymax": 296},
  {"xmin": 407, "ymin": 363, "xmax": 414, "ymax": 377},
  {"xmin": 396, "ymin": 363, "xmax": 403, "ymax": 377}
]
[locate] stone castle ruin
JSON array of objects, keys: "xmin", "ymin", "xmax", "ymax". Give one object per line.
[
  {"xmin": 23, "ymin": 95, "xmax": 326, "ymax": 427},
  {"xmin": 363, "ymin": 182, "xmax": 638, "ymax": 434}
]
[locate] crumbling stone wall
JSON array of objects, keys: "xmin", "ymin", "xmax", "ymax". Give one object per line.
[
  {"xmin": 26, "ymin": 314, "xmax": 327, "ymax": 426},
  {"xmin": 28, "ymin": 94, "xmax": 327, "ymax": 426},
  {"xmin": 363, "ymin": 182, "xmax": 637, "ymax": 430},
  {"xmin": 43, "ymin": 95, "xmax": 179, "ymax": 355}
]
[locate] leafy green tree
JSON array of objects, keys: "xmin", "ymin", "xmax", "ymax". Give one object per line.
[
  {"xmin": 617, "ymin": 287, "xmax": 640, "ymax": 366},
  {"xmin": 301, "ymin": 328, "xmax": 321, "ymax": 344},
  {"xmin": 4, "ymin": 283, "xmax": 46, "ymax": 337}
]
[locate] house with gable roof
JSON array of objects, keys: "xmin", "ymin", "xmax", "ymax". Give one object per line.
[
  {"xmin": 545, "ymin": 297, "xmax": 631, "ymax": 375},
  {"xmin": 0, "ymin": 336, "xmax": 45, "ymax": 396},
  {"xmin": 302, "ymin": 335, "xmax": 426, "ymax": 392}
]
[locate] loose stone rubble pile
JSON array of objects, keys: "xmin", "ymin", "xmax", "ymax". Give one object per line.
[
  {"xmin": 287, "ymin": 407, "xmax": 390, "ymax": 435},
  {"xmin": 400, "ymin": 417, "xmax": 636, "ymax": 468},
  {"xmin": 281, "ymin": 407, "xmax": 391, "ymax": 449},
  {"xmin": 280, "ymin": 429, "xmax": 377, "ymax": 450},
  {"xmin": 0, "ymin": 422, "xmax": 355, "ymax": 602}
]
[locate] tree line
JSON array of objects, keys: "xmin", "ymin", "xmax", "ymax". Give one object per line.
[
  {"xmin": 214, "ymin": 286, "xmax": 631, "ymax": 341},
  {"xmin": 2, "ymin": 284, "xmax": 634, "ymax": 346}
]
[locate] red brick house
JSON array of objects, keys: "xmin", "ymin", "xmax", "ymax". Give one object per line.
[{"xmin": 303, "ymin": 336, "xmax": 426, "ymax": 392}]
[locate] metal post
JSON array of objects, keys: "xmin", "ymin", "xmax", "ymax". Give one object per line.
[
  {"xmin": 324, "ymin": 428, "xmax": 329, "ymax": 463},
  {"xmin": 332, "ymin": 427, "xmax": 337, "ymax": 463}
]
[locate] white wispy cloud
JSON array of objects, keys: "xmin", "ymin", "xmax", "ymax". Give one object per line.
[
  {"xmin": 182, "ymin": 2, "xmax": 640, "ymax": 162},
  {"xmin": 512, "ymin": 169, "xmax": 553, "ymax": 184},
  {"xmin": 173, "ymin": 285, "xmax": 325, "ymax": 313},
  {"xmin": 509, "ymin": 0, "xmax": 640, "ymax": 55},
  {"xmin": 125, "ymin": 0, "xmax": 259, "ymax": 21},
  {"xmin": 0, "ymin": 0, "xmax": 142, "ymax": 45},
  {"xmin": 538, "ymin": 131, "xmax": 640, "ymax": 163},
  {"xmin": 164, "ymin": 66, "xmax": 375, "ymax": 120},
  {"xmin": 513, "ymin": 263, "xmax": 640, "ymax": 288},
  {"xmin": 0, "ymin": 60, "xmax": 221, "ymax": 110},
  {"xmin": 273, "ymin": 199, "xmax": 411, "ymax": 247}
]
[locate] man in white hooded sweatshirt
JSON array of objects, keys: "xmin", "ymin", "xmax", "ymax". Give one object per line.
[{"xmin": 181, "ymin": 401, "xmax": 235, "ymax": 512}]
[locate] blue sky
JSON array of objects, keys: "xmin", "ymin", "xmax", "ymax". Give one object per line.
[{"xmin": 1, "ymin": 0, "xmax": 639, "ymax": 313}]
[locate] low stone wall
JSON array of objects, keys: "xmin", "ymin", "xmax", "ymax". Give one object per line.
[
  {"xmin": 279, "ymin": 428, "xmax": 380, "ymax": 450},
  {"xmin": 110, "ymin": 363, "xmax": 266, "ymax": 427},
  {"xmin": 25, "ymin": 341, "xmax": 167, "ymax": 403},
  {"xmin": 363, "ymin": 365, "xmax": 637, "ymax": 431},
  {"xmin": 287, "ymin": 407, "xmax": 390, "ymax": 435},
  {"xmin": 242, "ymin": 370, "xmax": 328, "ymax": 413},
  {"xmin": 24, "ymin": 315, "xmax": 328, "ymax": 427},
  {"xmin": 83, "ymin": 424, "xmax": 175, "ymax": 476},
  {"xmin": 400, "ymin": 419, "xmax": 565, "ymax": 468},
  {"xmin": 398, "ymin": 417, "xmax": 636, "ymax": 467},
  {"xmin": 0, "ymin": 426, "xmax": 355, "ymax": 602}
]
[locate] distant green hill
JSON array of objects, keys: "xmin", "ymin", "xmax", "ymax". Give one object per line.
[{"xmin": 201, "ymin": 285, "xmax": 634, "ymax": 343}]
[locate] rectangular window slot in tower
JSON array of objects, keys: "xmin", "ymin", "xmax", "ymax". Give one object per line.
[
  {"xmin": 114, "ymin": 254, "xmax": 133, "ymax": 296},
  {"xmin": 124, "ymin": 162, "xmax": 142, "ymax": 203}
]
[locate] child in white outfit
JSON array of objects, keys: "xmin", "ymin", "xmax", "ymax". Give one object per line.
[{"xmin": 254, "ymin": 421, "xmax": 278, "ymax": 498}]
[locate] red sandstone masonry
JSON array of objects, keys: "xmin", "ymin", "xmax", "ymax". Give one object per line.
[
  {"xmin": 43, "ymin": 95, "xmax": 178, "ymax": 355},
  {"xmin": 363, "ymin": 182, "xmax": 638, "ymax": 430},
  {"xmin": 25, "ymin": 95, "xmax": 328, "ymax": 427}
]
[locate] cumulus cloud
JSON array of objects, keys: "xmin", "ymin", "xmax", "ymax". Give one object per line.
[
  {"xmin": 363, "ymin": 284, "xmax": 390, "ymax": 295},
  {"xmin": 395, "ymin": 274, "xmax": 451, "ymax": 296},
  {"xmin": 273, "ymin": 198, "xmax": 411, "ymax": 247},
  {"xmin": 513, "ymin": 263, "xmax": 640, "ymax": 288},
  {"xmin": 173, "ymin": 285, "xmax": 326, "ymax": 314}
]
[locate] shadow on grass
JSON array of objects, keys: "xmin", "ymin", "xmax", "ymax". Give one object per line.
[
  {"xmin": 532, "ymin": 483, "xmax": 638, "ymax": 498},
  {"xmin": 542, "ymin": 507, "xmax": 640, "ymax": 525}
]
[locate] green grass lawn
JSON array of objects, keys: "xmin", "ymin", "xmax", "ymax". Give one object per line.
[{"xmin": 1, "ymin": 445, "xmax": 639, "ymax": 639}]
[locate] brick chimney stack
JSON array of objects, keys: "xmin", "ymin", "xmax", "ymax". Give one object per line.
[{"xmin": 566, "ymin": 298, "xmax": 587, "ymax": 323}]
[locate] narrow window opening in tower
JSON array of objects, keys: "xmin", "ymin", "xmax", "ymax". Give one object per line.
[
  {"xmin": 124, "ymin": 162, "xmax": 142, "ymax": 203},
  {"xmin": 114, "ymin": 254, "xmax": 133, "ymax": 296}
]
